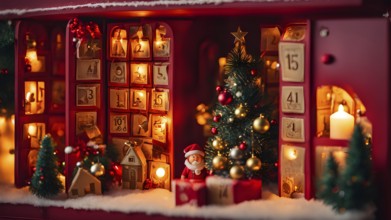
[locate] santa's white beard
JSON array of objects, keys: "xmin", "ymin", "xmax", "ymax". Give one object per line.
[{"xmin": 185, "ymin": 159, "xmax": 205, "ymax": 175}]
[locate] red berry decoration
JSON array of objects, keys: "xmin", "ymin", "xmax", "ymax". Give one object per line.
[
  {"xmin": 213, "ymin": 115, "xmax": 221, "ymax": 122},
  {"xmin": 216, "ymin": 85, "xmax": 223, "ymax": 93},
  {"xmin": 40, "ymin": 175, "xmax": 44, "ymax": 180},
  {"xmin": 211, "ymin": 127, "xmax": 218, "ymax": 135},
  {"xmin": 250, "ymin": 69, "xmax": 257, "ymax": 76},
  {"xmin": 218, "ymin": 91, "xmax": 233, "ymax": 105},
  {"xmin": 239, "ymin": 142, "xmax": 247, "ymax": 150},
  {"xmin": 271, "ymin": 119, "xmax": 277, "ymax": 125},
  {"xmin": 4, "ymin": 69, "xmax": 8, "ymax": 74}
]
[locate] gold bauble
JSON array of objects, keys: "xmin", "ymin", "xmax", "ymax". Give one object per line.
[
  {"xmin": 230, "ymin": 165, "xmax": 244, "ymax": 179},
  {"xmin": 90, "ymin": 163, "xmax": 105, "ymax": 177},
  {"xmin": 234, "ymin": 104, "xmax": 247, "ymax": 118},
  {"xmin": 246, "ymin": 156, "xmax": 262, "ymax": 171},
  {"xmin": 253, "ymin": 114, "xmax": 270, "ymax": 134},
  {"xmin": 212, "ymin": 138, "xmax": 224, "ymax": 151},
  {"xmin": 212, "ymin": 155, "xmax": 228, "ymax": 170}
]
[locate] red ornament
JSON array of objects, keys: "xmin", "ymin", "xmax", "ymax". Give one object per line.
[
  {"xmin": 216, "ymin": 85, "xmax": 223, "ymax": 93},
  {"xmin": 239, "ymin": 142, "xmax": 247, "ymax": 150},
  {"xmin": 271, "ymin": 119, "xmax": 277, "ymax": 125},
  {"xmin": 4, "ymin": 69, "xmax": 8, "ymax": 74},
  {"xmin": 211, "ymin": 127, "xmax": 218, "ymax": 135},
  {"xmin": 250, "ymin": 69, "xmax": 257, "ymax": 76},
  {"xmin": 218, "ymin": 91, "xmax": 233, "ymax": 105},
  {"xmin": 213, "ymin": 115, "xmax": 221, "ymax": 122},
  {"xmin": 274, "ymin": 162, "xmax": 278, "ymax": 167},
  {"xmin": 40, "ymin": 175, "xmax": 44, "ymax": 180}
]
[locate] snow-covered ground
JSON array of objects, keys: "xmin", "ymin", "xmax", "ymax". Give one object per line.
[{"xmin": 0, "ymin": 182, "xmax": 361, "ymax": 220}]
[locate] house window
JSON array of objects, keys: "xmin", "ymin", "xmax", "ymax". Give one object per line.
[{"xmin": 128, "ymin": 156, "xmax": 135, "ymax": 163}]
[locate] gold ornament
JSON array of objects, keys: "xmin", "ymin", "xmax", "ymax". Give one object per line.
[
  {"xmin": 230, "ymin": 165, "xmax": 244, "ymax": 179},
  {"xmin": 212, "ymin": 138, "xmax": 224, "ymax": 151},
  {"xmin": 246, "ymin": 156, "xmax": 262, "ymax": 171},
  {"xmin": 90, "ymin": 163, "xmax": 105, "ymax": 177},
  {"xmin": 234, "ymin": 104, "xmax": 247, "ymax": 118},
  {"xmin": 253, "ymin": 114, "xmax": 270, "ymax": 134},
  {"xmin": 213, "ymin": 154, "xmax": 228, "ymax": 170}
]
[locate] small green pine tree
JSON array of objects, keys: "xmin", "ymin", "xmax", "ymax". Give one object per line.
[
  {"xmin": 30, "ymin": 134, "xmax": 63, "ymax": 198},
  {"xmin": 317, "ymin": 152, "xmax": 341, "ymax": 210},
  {"xmin": 339, "ymin": 124, "xmax": 374, "ymax": 211}
]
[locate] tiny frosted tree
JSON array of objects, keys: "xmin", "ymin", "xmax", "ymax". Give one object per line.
[
  {"xmin": 339, "ymin": 124, "xmax": 374, "ymax": 211},
  {"xmin": 317, "ymin": 152, "xmax": 341, "ymax": 210},
  {"xmin": 30, "ymin": 134, "xmax": 63, "ymax": 198}
]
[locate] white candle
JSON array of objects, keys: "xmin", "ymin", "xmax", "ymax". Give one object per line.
[{"xmin": 330, "ymin": 104, "xmax": 354, "ymax": 140}]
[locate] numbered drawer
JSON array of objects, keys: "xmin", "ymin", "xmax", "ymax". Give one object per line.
[
  {"xmin": 281, "ymin": 117, "xmax": 305, "ymax": 142},
  {"xmin": 281, "ymin": 86, "xmax": 305, "ymax": 114},
  {"xmin": 109, "ymin": 112, "xmax": 130, "ymax": 134},
  {"xmin": 279, "ymin": 42, "xmax": 305, "ymax": 82}
]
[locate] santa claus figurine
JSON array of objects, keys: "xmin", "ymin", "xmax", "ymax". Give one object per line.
[{"xmin": 181, "ymin": 144, "xmax": 207, "ymax": 180}]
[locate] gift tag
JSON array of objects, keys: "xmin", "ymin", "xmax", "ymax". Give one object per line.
[
  {"xmin": 281, "ymin": 86, "xmax": 305, "ymax": 113},
  {"xmin": 279, "ymin": 42, "xmax": 305, "ymax": 82}
]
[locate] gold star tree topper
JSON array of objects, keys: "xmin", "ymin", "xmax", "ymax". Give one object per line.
[{"xmin": 231, "ymin": 27, "xmax": 248, "ymax": 44}]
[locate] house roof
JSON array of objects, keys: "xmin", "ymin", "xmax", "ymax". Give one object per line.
[
  {"xmin": 121, "ymin": 146, "xmax": 147, "ymax": 167},
  {"xmin": 68, "ymin": 167, "xmax": 101, "ymax": 191},
  {"xmin": 0, "ymin": 0, "xmax": 381, "ymax": 20}
]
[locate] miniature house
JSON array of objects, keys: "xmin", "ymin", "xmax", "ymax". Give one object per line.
[
  {"xmin": 68, "ymin": 167, "xmax": 102, "ymax": 198},
  {"xmin": 1, "ymin": 0, "xmax": 390, "ymax": 219},
  {"xmin": 121, "ymin": 145, "xmax": 147, "ymax": 190}
]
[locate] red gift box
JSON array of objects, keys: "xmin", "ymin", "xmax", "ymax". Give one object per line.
[
  {"xmin": 172, "ymin": 179, "xmax": 207, "ymax": 207},
  {"xmin": 206, "ymin": 176, "xmax": 262, "ymax": 205}
]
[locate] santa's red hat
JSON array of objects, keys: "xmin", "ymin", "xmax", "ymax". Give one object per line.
[{"xmin": 184, "ymin": 144, "xmax": 205, "ymax": 158}]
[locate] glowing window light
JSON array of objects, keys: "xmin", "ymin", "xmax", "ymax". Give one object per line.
[
  {"xmin": 156, "ymin": 167, "xmax": 165, "ymax": 178},
  {"xmin": 286, "ymin": 148, "xmax": 298, "ymax": 160}
]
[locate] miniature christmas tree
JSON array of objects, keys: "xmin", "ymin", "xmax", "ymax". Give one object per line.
[
  {"xmin": 339, "ymin": 124, "xmax": 374, "ymax": 211},
  {"xmin": 205, "ymin": 27, "xmax": 278, "ymax": 181},
  {"xmin": 317, "ymin": 152, "xmax": 341, "ymax": 210},
  {"xmin": 30, "ymin": 134, "xmax": 64, "ymax": 198}
]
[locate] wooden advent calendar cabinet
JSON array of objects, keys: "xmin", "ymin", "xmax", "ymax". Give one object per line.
[{"xmin": 3, "ymin": 0, "xmax": 391, "ymax": 219}]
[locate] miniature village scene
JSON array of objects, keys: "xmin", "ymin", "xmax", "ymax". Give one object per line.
[{"xmin": 0, "ymin": 1, "xmax": 390, "ymax": 219}]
